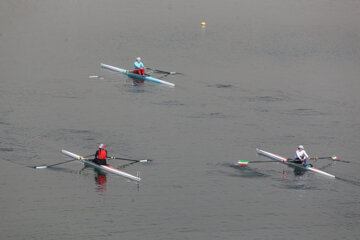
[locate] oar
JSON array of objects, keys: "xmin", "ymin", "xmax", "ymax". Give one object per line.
[
  {"xmin": 108, "ymin": 156, "xmax": 152, "ymax": 163},
  {"xmin": 146, "ymin": 67, "xmax": 182, "ymax": 75},
  {"xmin": 286, "ymin": 155, "xmax": 340, "ymax": 161},
  {"xmin": 33, "ymin": 154, "xmax": 94, "ymax": 169},
  {"xmin": 315, "ymin": 155, "xmax": 339, "ymax": 160},
  {"xmin": 314, "ymin": 155, "xmax": 349, "ymax": 163},
  {"xmin": 237, "ymin": 160, "xmax": 293, "ymax": 165},
  {"xmin": 34, "ymin": 159, "xmax": 80, "ymax": 169},
  {"xmin": 89, "ymin": 75, "xmax": 104, "ymax": 79}
]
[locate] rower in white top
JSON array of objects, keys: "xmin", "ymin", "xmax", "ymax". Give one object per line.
[{"xmin": 294, "ymin": 145, "xmax": 310, "ymax": 165}]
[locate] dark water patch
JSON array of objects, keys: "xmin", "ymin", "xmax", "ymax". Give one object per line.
[
  {"xmin": 208, "ymin": 84, "xmax": 234, "ymax": 88},
  {"xmin": 61, "ymin": 129, "xmax": 92, "ymax": 134},
  {"xmin": 125, "ymin": 87, "xmax": 146, "ymax": 93},
  {"xmin": 253, "ymin": 108, "xmax": 269, "ymax": 113},
  {"xmin": 176, "ymin": 227, "xmax": 200, "ymax": 233},
  {"xmin": 284, "ymin": 108, "xmax": 327, "ymax": 116},
  {"xmin": 52, "ymin": 95, "xmax": 80, "ymax": 99},
  {"xmin": 248, "ymin": 95, "xmax": 287, "ymax": 103},
  {"xmin": 226, "ymin": 163, "xmax": 269, "ymax": 178},
  {"xmin": 151, "ymin": 100, "xmax": 185, "ymax": 106},
  {"xmin": 0, "ymin": 121, "xmax": 10, "ymax": 125},
  {"xmin": 335, "ymin": 177, "xmax": 360, "ymax": 187},
  {"xmin": 284, "ymin": 135, "xmax": 296, "ymax": 139},
  {"xmin": 0, "ymin": 148, "xmax": 14, "ymax": 152},
  {"xmin": 187, "ymin": 112, "xmax": 229, "ymax": 119},
  {"xmin": 121, "ymin": 81, "xmax": 168, "ymax": 94},
  {"xmin": 280, "ymin": 182, "xmax": 317, "ymax": 190}
]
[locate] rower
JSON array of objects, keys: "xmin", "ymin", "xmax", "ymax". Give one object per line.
[
  {"xmin": 94, "ymin": 144, "xmax": 108, "ymax": 165},
  {"xmin": 133, "ymin": 57, "xmax": 145, "ymax": 76},
  {"xmin": 294, "ymin": 145, "xmax": 310, "ymax": 165}
]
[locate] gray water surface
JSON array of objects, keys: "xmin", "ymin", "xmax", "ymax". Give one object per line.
[{"xmin": 1, "ymin": 1, "xmax": 359, "ymax": 239}]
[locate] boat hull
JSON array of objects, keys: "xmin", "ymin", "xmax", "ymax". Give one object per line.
[
  {"xmin": 256, "ymin": 148, "xmax": 335, "ymax": 178},
  {"xmin": 101, "ymin": 63, "xmax": 175, "ymax": 87},
  {"xmin": 62, "ymin": 149, "xmax": 141, "ymax": 181}
]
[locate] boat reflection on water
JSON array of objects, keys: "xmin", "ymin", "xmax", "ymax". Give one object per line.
[
  {"xmin": 281, "ymin": 167, "xmax": 306, "ymax": 179},
  {"xmin": 293, "ymin": 166, "xmax": 306, "ymax": 176},
  {"xmin": 79, "ymin": 166, "xmax": 107, "ymax": 193},
  {"xmin": 94, "ymin": 170, "xmax": 107, "ymax": 193},
  {"xmin": 133, "ymin": 79, "xmax": 145, "ymax": 86}
]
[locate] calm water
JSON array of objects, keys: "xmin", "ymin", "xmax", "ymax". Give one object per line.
[{"xmin": 1, "ymin": 1, "xmax": 360, "ymax": 239}]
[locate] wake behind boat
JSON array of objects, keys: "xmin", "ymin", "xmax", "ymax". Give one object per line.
[
  {"xmin": 255, "ymin": 148, "xmax": 335, "ymax": 178},
  {"xmin": 62, "ymin": 149, "xmax": 141, "ymax": 182},
  {"xmin": 101, "ymin": 63, "xmax": 175, "ymax": 87}
]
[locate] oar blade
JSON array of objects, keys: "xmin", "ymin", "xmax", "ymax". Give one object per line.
[
  {"xmin": 35, "ymin": 166, "xmax": 48, "ymax": 169},
  {"xmin": 237, "ymin": 160, "xmax": 249, "ymax": 166},
  {"xmin": 331, "ymin": 155, "xmax": 339, "ymax": 161}
]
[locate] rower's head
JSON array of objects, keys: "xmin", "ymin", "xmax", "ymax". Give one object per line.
[
  {"xmin": 136, "ymin": 57, "xmax": 141, "ymax": 62},
  {"xmin": 298, "ymin": 145, "xmax": 304, "ymax": 150},
  {"xmin": 99, "ymin": 144, "xmax": 106, "ymax": 149}
]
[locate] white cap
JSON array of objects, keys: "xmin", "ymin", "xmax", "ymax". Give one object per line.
[
  {"xmin": 136, "ymin": 57, "xmax": 141, "ymax": 61},
  {"xmin": 99, "ymin": 144, "xmax": 106, "ymax": 149},
  {"xmin": 298, "ymin": 145, "xmax": 304, "ymax": 149}
]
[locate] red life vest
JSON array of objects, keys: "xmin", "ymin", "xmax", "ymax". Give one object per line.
[{"xmin": 97, "ymin": 149, "xmax": 107, "ymax": 159}]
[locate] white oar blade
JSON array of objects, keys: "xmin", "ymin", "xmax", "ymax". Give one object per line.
[
  {"xmin": 89, "ymin": 75, "xmax": 104, "ymax": 79},
  {"xmin": 35, "ymin": 166, "xmax": 47, "ymax": 169}
]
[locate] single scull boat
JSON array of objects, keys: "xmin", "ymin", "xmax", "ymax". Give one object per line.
[
  {"xmin": 256, "ymin": 148, "xmax": 335, "ymax": 178},
  {"xmin": 101, "ymin": 63, "xmax": 175, "ymax": 87},
  {"xmin": 62, "ymin": 149, "xmax": 141, "ymax": 182}
]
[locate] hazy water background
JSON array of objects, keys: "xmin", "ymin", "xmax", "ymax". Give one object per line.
[{"xmin": 1, "ymin": 0, "xmax": 360, "ymax": 239}]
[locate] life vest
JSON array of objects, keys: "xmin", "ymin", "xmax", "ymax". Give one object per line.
[{"xmin": 97, "ymin": 149, "xmax": 107, "ymax": 159}]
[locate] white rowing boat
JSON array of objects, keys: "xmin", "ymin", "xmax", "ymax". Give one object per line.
[
  {"xmin": 61, "ymin": 150, "xmax": 141, "ymax": 182},
  {"xmin": 101, "ymin": 63, "xmax": 175, "ymax": 87},
  {"xmin": 256, "ymin": 148, "xmax": 335, "ymax": 178}
]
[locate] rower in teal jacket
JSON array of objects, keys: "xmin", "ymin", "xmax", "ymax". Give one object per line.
[{"xmin": 133, "ymin": 57, "xmax": 145, "ymax": 75}]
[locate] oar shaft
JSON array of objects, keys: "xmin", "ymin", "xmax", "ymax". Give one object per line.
[
  {"xmin": 35, "ymin": 159, "xmax": 77, "ymax": 169},
  {"xmin": 47, "ymin": 159, "xmax": 77, "ymax": 167},
  {"xmin": 250, "ymin": 160, "xmax": 291, "ymax": 163},
  {"xmin": 146, "ymin": 67, "xmax": 180, "ymax": 75},
  {"xmin": 109, "ymin": 157, "xmax": 138, "ymax": 162},
  {"xmin": 108, "ymin": 157, "xmax": 150, "ymax": 162}
]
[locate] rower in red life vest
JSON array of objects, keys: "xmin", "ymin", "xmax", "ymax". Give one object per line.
[
  {"xmin": 133, "ymin": 57, "xmax": 145, "ymax": 75},
  {"xmin": 294, "ymin": 145, "xmax": 310, "ymax": 165},
  {"xmin": 94, "ymin": 144, "xmax": 108, "ymax": 165}
]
